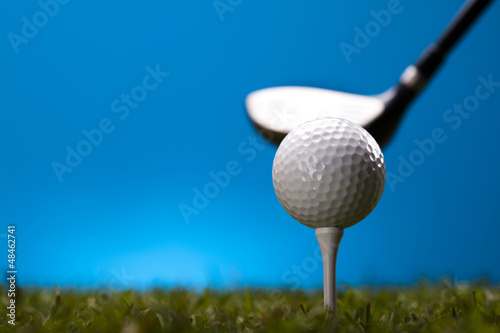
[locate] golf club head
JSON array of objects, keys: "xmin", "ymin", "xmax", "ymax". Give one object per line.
[{"xmin": 246, "ymin": 86, "xmax": 386, "ymax": 146}]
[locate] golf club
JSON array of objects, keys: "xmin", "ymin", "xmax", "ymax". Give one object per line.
[{"xmin": 246, "ymin": 0, "xmax": 493, "ymax": 147}]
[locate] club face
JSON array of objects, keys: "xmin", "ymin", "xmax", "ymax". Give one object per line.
[{"xmin": 246, "ymin": 86, "xmax": 385, "ymax": 145}]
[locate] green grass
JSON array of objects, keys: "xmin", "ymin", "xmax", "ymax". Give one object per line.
[{"xmin": 2, "ymin": 281, "xmax": 500, "ymax": 332}]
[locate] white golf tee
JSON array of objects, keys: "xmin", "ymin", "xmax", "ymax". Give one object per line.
[{"xmin": 315, "ymin": 226, "xmax": 344, "ymax": 314}]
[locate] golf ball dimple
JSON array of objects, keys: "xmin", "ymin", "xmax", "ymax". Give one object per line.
[{"xmin": 272, "ymin": 117, "xmax": 385, "ymax": 229}]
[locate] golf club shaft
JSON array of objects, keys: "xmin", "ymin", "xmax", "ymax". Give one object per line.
[
  {"xmin": 316, "ymin": 227, "xmax": 344, "ymax": 313},
  {"xmin": 415, "ymin": 0, "xmax": 493, "ymax": 79},
  {"xmin": 367, "ymin": 0, "xmax": 492, "ymax": 147}
]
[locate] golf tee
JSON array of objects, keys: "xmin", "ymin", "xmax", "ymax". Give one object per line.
[{"xmin": 315, "ymin": 226, "xmax": 344, "ymax": 314}]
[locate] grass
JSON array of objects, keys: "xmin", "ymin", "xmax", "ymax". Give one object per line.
[{"xmin": 1, "ymin": 281, "xmax": 499, "ymax": 332}]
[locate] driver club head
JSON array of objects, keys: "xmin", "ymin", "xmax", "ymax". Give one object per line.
[{"xmin": 246, "ymin": 86, "xmax": 387, "ymax": 146}]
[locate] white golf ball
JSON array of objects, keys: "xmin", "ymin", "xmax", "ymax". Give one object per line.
[{"xmin": 272, "ymin": 117, "xmax": 385, "ymax": 229}]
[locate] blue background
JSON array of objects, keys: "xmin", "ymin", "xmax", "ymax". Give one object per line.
[{"xmin": 1, "ymin": 0, "xmax": 499, "ymax": 290}]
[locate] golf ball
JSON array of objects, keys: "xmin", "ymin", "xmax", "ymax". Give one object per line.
[{"xmin": 272, "ymin": 117, "xmax": 385, "ymax": 229}]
